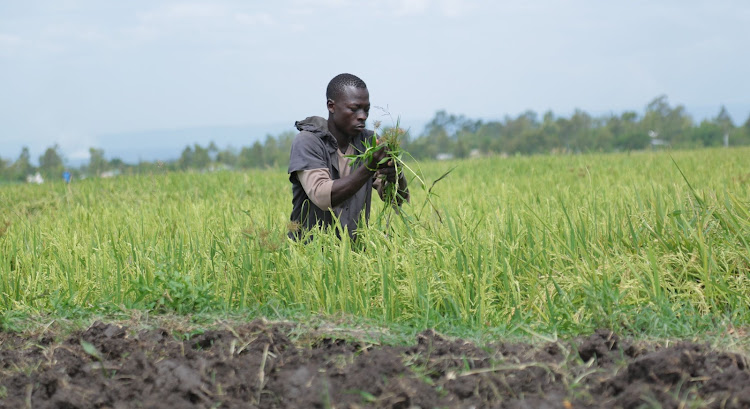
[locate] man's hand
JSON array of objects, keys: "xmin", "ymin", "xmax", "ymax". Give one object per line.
[
  {"xmin": 366, "ymin": 142, "xmax": 391, "ymax": 172},
  {"xmin": 375, "ymin": 159, "xmax": 399, "ymax": 183},
  {"xmin": 374, "ymin": 158, "xmax": 409, "ymax": 206},
  {"xmin": 331, "ymin": 142, "xmax": 391, "ymax": 208}
]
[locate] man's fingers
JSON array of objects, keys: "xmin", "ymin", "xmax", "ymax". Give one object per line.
[{"xmin": 377, "ymin": 166, "xmax": 398, "ymax": 182}]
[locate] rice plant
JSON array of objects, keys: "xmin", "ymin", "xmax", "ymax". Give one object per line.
[{"xmin": 1, "ymin": 147, "xmax": 749, "ymax": 337}]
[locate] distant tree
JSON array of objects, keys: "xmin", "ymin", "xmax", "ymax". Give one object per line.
[
  {"xmin": 39, "ymin": 144, "xmax": 64, "ymax": 180},
  {"xmin": 713, "ymin": 106, "xmax": 734, "ymax": 146},
  {"xmin": 109, "ymin": 158, "xmax": 127, "ymax": 173},
  {"xmin": 714, "ymin": 106, "xmax": 734, "ymax": 131},
  {"xmin": 88, "ymin": 147, "xmax": 107, "ymax": 177},
  {"xmin": 192, "ymin": 144, "xmax": 211, "ymax": 170},
  {"xmin": 273, "ymin": 131, "xmax": 295, "ymax": 167},
  {"xmin": 0, "ymin": 157, "xmax": 9, "ymax": 181},
  {"xmin": 642, "ymin": 95, "xmax": 693, "ymax": 147},
  {"xmin": 250, "ymin": 141, "xmax": 265, "ymax": 167},
  {"xmin": 207, "ymin": 141, "xmax": 219, "ymax": 162},
  {"xmin": 474, "ymin": 121, "xmax": 506, "ymax": 154},
  {"xmin": 238, "ymin": 141, "xmax": 265, "ymax": 168},
  {"xmin": 178, "ymin": 146, "xmax": 194, "ymax": 170},
  {"xmin": 692, "ymin": 120, "xmax": 723, "ymax": 147},
  {"xmin": 216, "ymin": 147, "xmax": 238, "ymax": 168},
  {"xmin": 736, "ymin": 114, "xmax": 750, "ymax": 146},
  {"xmin": 611, "ymin": 111, "xmax": 649, "ymax": 150},
  {"xmin": 10, "ymin": 146, "xmax": 34, "ymax": 182},
  {"xmin": 540, "ymin": 110, "xmax": 562, "ymax": 152},
  {"xmin": 263, "ymin": 134, "xmax": 278, "ymax": 167}
]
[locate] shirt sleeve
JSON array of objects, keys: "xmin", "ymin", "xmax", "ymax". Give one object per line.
[
  {"xmin": 288, "ymin": 132, "xmax": 328, "ymax": 174},
  {"xmin": 297, "ymin": 169, "xmax": 333, "ymax": 210}
]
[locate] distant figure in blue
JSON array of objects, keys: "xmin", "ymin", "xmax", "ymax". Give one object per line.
[{"xmin": 63, "ymin": 171, "xmax": 72, "ymax": 184}]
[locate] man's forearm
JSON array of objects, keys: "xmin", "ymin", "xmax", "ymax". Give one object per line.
[{"xmin": 330, "ymin": 165, "xmax": 375, "ymax": 207}]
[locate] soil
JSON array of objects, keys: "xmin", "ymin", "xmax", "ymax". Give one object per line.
[{"xmin": 1, "ymin": 321, "xmax": 749, "ymax": 409}]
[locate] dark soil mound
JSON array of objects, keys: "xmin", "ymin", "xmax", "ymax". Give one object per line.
[{"xmin": 1, "ymin": 322, "xmax": 748, "ymax": 408}]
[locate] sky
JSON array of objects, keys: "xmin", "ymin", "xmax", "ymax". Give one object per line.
[{"xmin": 1, "ymin": 0, "xmax": 749, "ymax": 164}]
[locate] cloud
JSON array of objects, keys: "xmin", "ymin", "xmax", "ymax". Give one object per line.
[
  {"xmin": 292, "ymin": 0, "xmax": 350, "ymax": 8},
  {"xmin": 139, "ymin": 3, "xmax": 229, "ymax": 22},
  {"xmin": 0, "ymin": 33, "xmax": 22, "ymax": 47},
  {"xmin": 438, "ymin": 0, "xmax": 472, "ymax": 17},
  {"xmin": 234, "ymin": 12, "xmax": 275, "ymax": 26},
  {"xmin": 392, "ymin": 0, "xmax": 430, "ymax": 16},
  {"xmin": 385, "ymin": 0, "xmax": 472, "ymax": 17},
  {"xmin": 0, "ymin": 33, "xmax": 23, "ymax": 57},
  {"xmin": 41, "ymin": 23, "xmax": 109, "ymax": 46},
  {"xmin": 130, "ymin": 3, "xmax": 230, "ymax": 39},
  {"xmin": 129, "ymin": 2, "xmax": 279, "ymax": 42}
]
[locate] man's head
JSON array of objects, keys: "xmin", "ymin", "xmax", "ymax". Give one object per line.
[
  {"xmin": 326, "ymin": 73, "xmax": 370, "ymax": 139},
  {"xmin": 326, "ymin": 73, "xmax": 367, "ymax": 101}
]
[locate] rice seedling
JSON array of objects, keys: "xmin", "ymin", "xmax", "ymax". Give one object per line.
[{"xmin": 0, "ymin": 147, "xmax": 749, "ymax": 337}]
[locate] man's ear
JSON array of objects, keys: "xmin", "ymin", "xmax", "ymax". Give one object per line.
[{"xmin": 327, "ymin": 98, "xmax": 335, "ymax": 114}]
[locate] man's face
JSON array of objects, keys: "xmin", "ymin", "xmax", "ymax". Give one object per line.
[{"xmin": 328, "ymin": 85, "xmax": 370, "ymax": 138}]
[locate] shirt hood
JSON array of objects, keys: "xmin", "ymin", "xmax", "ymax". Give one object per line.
[{"xmin": 295, "ymin": 116, "xmax": 329, "ymax": 135}]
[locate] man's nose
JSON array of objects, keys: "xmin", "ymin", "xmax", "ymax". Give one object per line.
[{"xmin": 356, "ymin": 110, "xmax": 368, "ymax": 121}]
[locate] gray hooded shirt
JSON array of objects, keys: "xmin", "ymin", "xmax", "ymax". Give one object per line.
[{"xmin": 288, "ymin": 116, "xmax": 375, "ymax": 240}]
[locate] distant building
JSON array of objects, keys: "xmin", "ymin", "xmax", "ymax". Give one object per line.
[
  {"xmin": 648, "ymin": 130, "xmax": 669, "ymax": 147},
  {"xmin": 100, "ymin": 169, "xmax": 122, "ymax": 178},
  {"xmin": 26, "ymin": 172, "xmax": 44, "ymax": 184}
]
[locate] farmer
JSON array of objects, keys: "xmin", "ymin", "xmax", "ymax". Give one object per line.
[{"xmin": 288, "ymin": 73, "xmax": 409, "ymax": 240}]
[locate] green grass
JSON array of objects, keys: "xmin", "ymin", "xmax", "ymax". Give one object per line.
[{"xmin": 1, "ymin": 147, "xmax": 749, "ymax": 338}]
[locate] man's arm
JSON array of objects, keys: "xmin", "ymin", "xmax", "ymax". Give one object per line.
[
  {"xmin": 330, "ymin": 160, "xmax": 376, "ymax": 207},
  {"xmin": 297, "ymin": 169, "xmax": 334, "ymax": 209},
  {"xmin": 330, "ymin": 147, "xmax": 389, "ymax": 207}
]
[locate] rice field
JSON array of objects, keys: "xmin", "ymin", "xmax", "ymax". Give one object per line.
[{"xmin": 1, "ymin": 147, "xmax": 749, "ymax": 337}]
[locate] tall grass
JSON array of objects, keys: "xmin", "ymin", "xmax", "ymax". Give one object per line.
[{"xmin": 1, "ymin": 148, "xmax": 749, "ymax": 336}]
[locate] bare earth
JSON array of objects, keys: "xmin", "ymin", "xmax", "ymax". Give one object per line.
[{"xmin": 1, "ymin": 320, "xmax": 749, "ymax": 408}]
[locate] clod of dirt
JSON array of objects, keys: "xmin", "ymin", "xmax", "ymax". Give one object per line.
[
  {"xmin": 1, "ymin": 322, "xmax": 750, "ymax": 409},
  {"xmin": 603, "ymin": 342, "xmax": 750, "ymax": 409}
]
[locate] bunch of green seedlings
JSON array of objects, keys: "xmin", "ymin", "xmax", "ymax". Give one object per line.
[
  {"xmin": 346, "ymin": 117, "xmax": 414, "ymax": 216},
  {"xmin": 346, "ymin": 114, "xmax": 453, "ymax": 230}
]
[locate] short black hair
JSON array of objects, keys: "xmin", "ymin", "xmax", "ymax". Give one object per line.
[{"xmin": 326, "ymin": 73, "xmax": 367, "ymax": 101}]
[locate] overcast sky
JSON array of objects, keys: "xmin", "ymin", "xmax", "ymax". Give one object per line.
[{"xmin": 2, "ymin": 0, "xmax": 749, "ymax": 162}]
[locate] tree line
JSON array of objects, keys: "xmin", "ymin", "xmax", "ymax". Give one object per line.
[
  {"xmin": 2, "ymin": 95, "xmax": 749, "ymax": 183},
  {"xmin": 0, "ymin": 132, "xmax": 297, "ymax": 183},
  {"xmin": 404, "ymin": 95, "xmax": 750, "ymax": 159}
]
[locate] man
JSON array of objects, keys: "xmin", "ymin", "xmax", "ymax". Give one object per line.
[{"xmin": 288, "ymin": 73, "xmax": 408, "ymax": 240}]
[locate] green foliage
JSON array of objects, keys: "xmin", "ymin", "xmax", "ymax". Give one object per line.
[
  {"xmin": 80, "ymin": 339, "xmax": 103, "ymax": 361},
  {"xmin": 128, "ymin": 269, "xmax": 221, "ymax": 314},
  {"xmin": 3, "ymin": 97, "xmax": 750, "ymax": 184},
  {"xmin": 406, "ymin": 97, "xmax": 750, "ymax": 160},
  {"xmin": 88, "ymin": 147, "xmax": 107, "ymax": 177},
  {"xmin": 1, "ymin": 145, "xmax": 749, "ymax": 337},
  {"xmin": 2, "ymin": 146, "xmax": 35, "ymax": 182},
  {"xmin": 38, "ymin": 144, "xmax": 64, "ymax": 180},
  {"xmin": 346, "ymin": 118, "xmax": 415, "ymax": 206}
]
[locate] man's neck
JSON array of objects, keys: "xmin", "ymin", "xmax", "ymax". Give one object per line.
[{"xmin": 328, "ymin": 117, "xmax": 351, "ymax": 153}]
